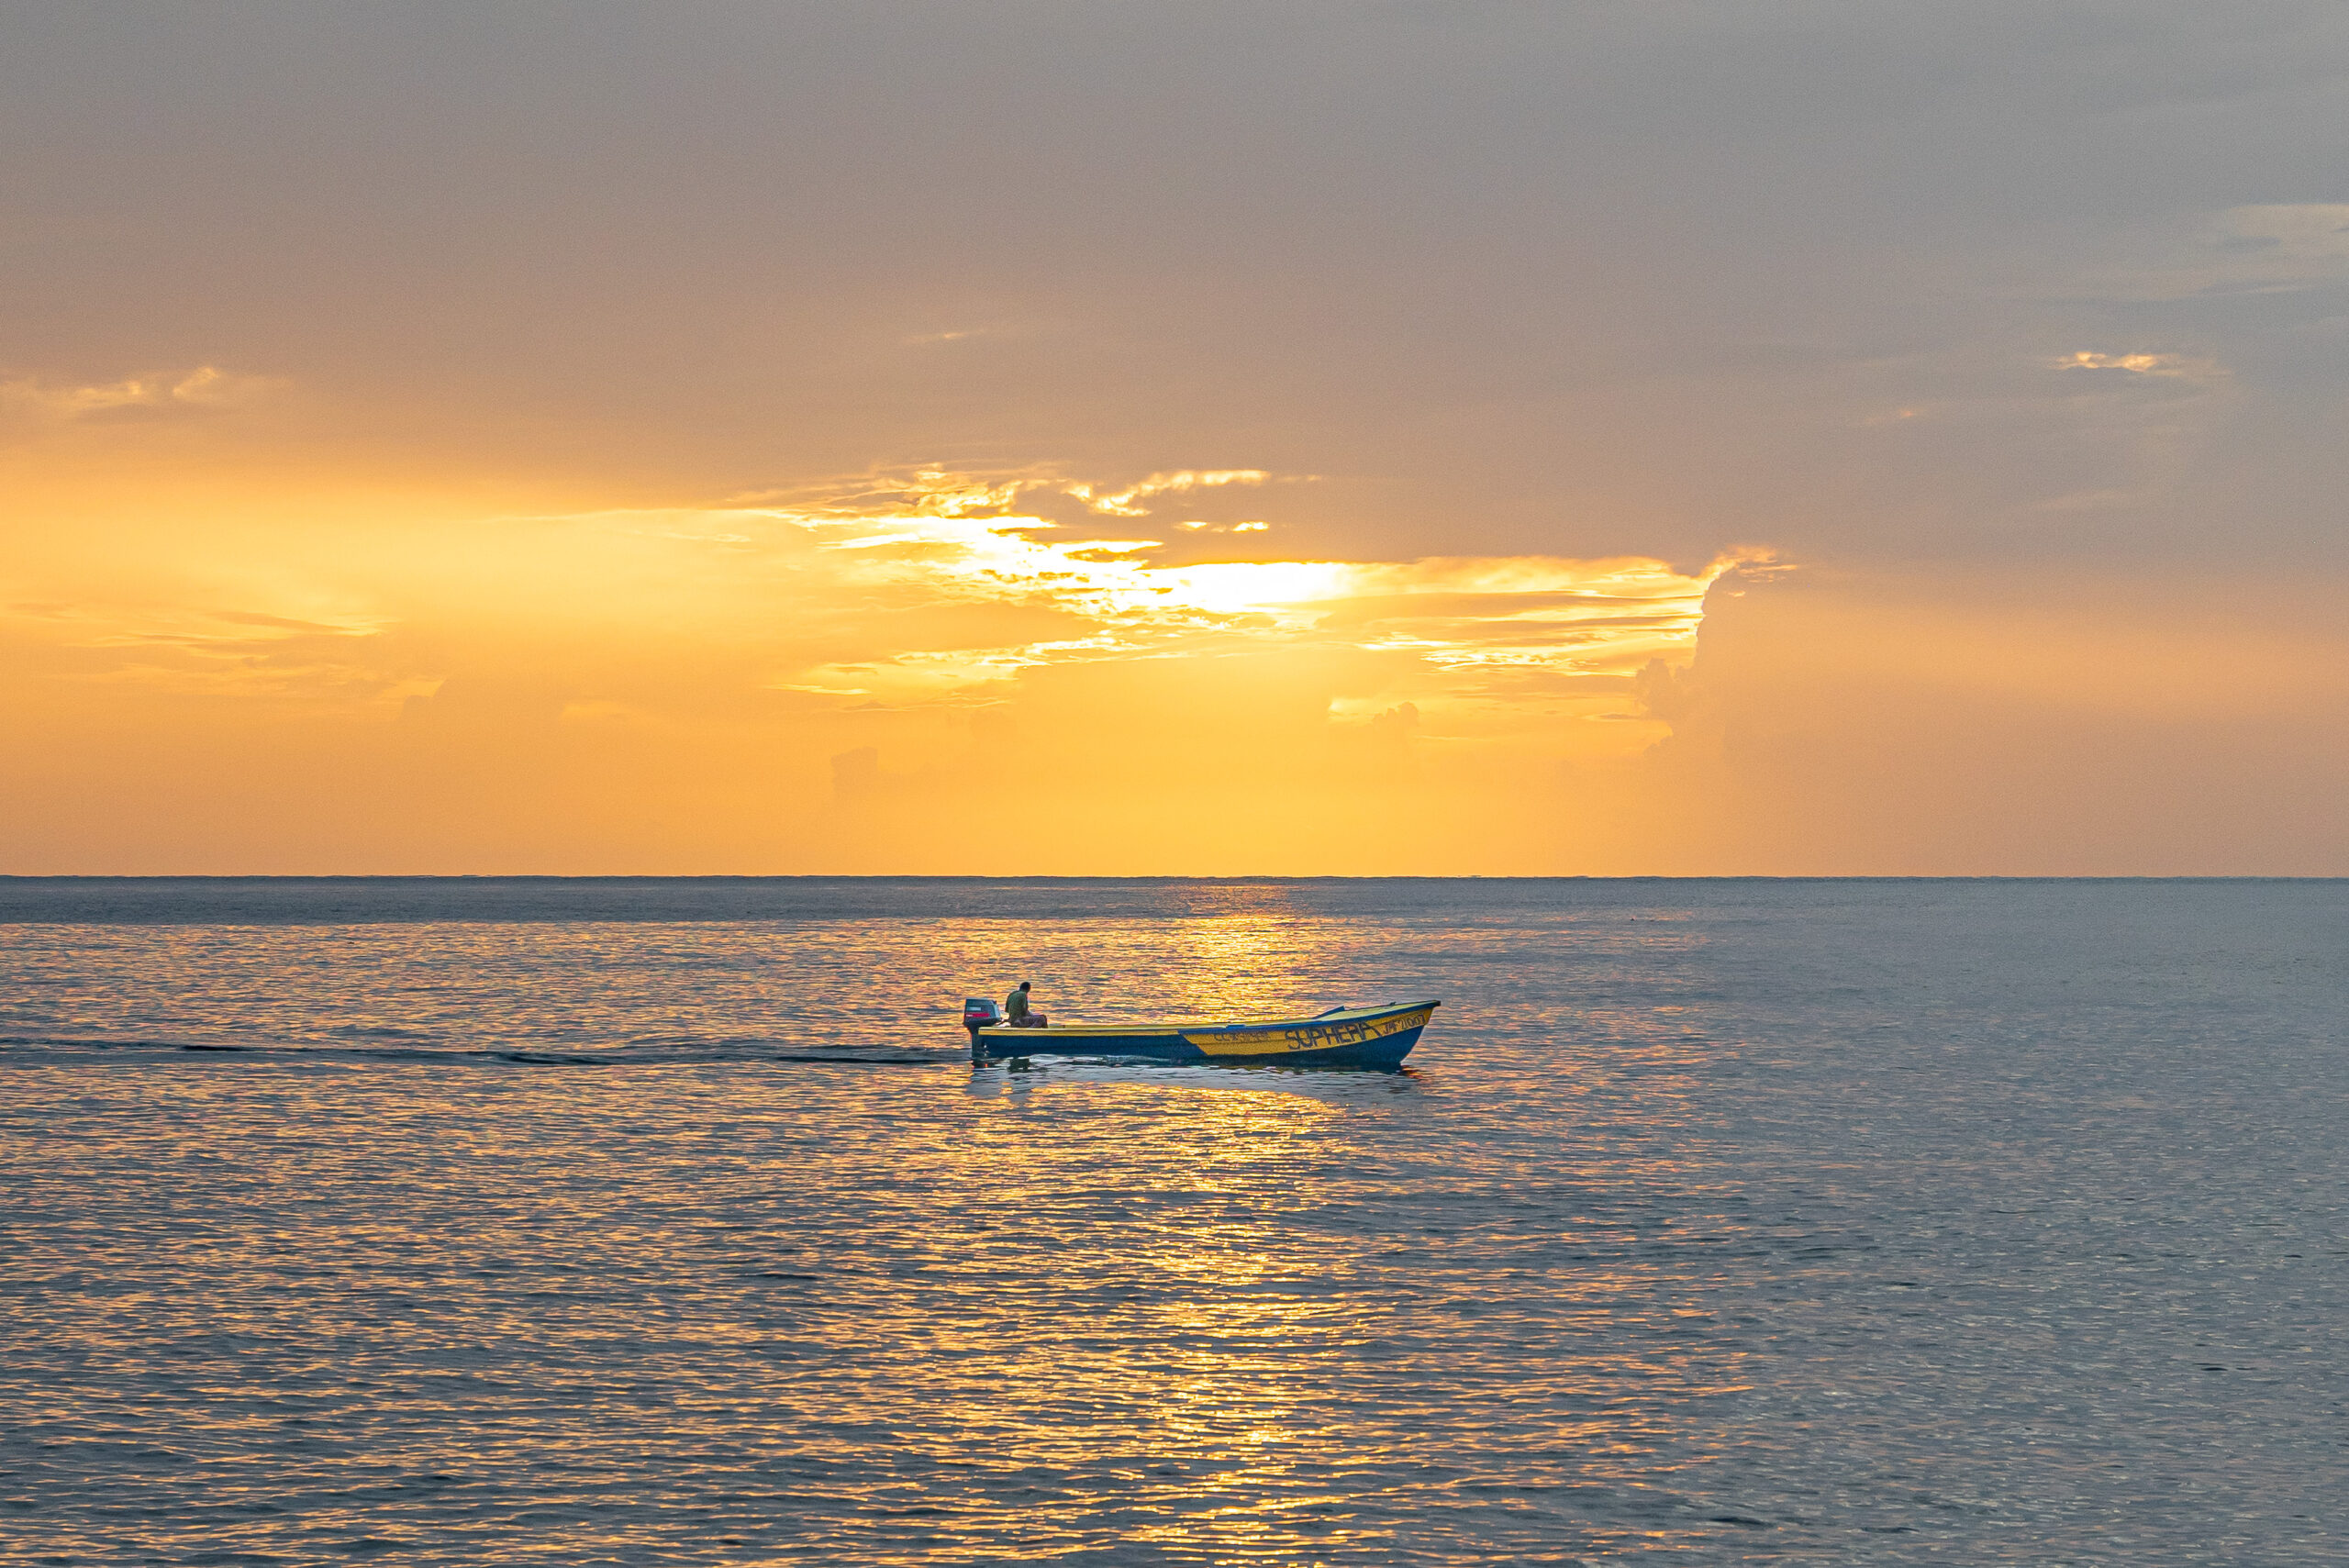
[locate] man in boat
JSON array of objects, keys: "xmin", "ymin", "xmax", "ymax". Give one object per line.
[{"xmin": 1003, "ymin": 981, "xmax": 1045, "ymax": 1028}]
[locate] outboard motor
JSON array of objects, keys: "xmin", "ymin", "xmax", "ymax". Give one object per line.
[{"xmin": 963, "ymin": 996, "xmax": 1001, "ymax": 1056}]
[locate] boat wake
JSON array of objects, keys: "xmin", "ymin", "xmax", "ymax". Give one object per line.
[{"xmin": 0, "ymin": 1035, "xmax": 945, "ymax": 1068}]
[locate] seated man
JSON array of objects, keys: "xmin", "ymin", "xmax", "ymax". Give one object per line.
[{"xmin": 1003, "ymin": 981, "xmax": 1045, "ymax": 1028}]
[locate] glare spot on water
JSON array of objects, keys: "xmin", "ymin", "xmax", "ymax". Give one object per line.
[{"xmin": 0, "ymin": 877, "xmax": 2343, "ymax": 1562}]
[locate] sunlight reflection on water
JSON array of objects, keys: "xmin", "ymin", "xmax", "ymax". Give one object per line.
[{"xmin": 3, "ymin": 879, "xmax": 2343, "ymax": 1562}]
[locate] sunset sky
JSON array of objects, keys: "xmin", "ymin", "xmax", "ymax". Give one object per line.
[{"xmin": 5, "ymin": 2, "xmax": 2344, "ymax": 873}]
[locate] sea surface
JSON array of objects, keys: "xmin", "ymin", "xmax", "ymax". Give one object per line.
[{"xmin": 2, "ymin": 877, "xmax": 2343, "ymax": 1565}]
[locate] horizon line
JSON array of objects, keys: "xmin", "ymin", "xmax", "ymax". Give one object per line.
[{"xmin": 2, "ymin": 873, "xmax": 2341, "ymax": 884}]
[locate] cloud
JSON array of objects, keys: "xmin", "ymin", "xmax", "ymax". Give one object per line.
[
  {"xmin": 0, "ymin": 365, "xmax": 281, "ymax": 423},
  {"xmin": 2202, "ymin": 205, "xmax": 2349, "ymax": 292},
  {"xmin": 2088, "ymin": 205, "xmax": 2349, "ymax": 301},
  {"xmin": 755, "ymin": 487, "xmax": 1766, "ymax": 714},
  {"xmin": 724, "ymin": 464, "xmax": 1285, "ymax": 529},
  {"xmin": 10, "ymin": 458, "xmax": 2343, "ymax": 873},
  {"xmin": 1063, "ymin": 469, "xmax": 1274, "ymax": 517},
  {"xmin": 2052, "ymin": 351, "xmax": 2209, "ymax": 378},
  {"xmin": 0, "ymin": 460, "xmax": 1787, "ymax": 870},
  {"xmin": 0, "ymin": 466, "xmax": 1773, "ymax": 860}
]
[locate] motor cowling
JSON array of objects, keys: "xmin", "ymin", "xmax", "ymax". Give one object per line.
[{"xmin": 963, "ymin": 997, "xmax": 1001, "ymax": 1030}]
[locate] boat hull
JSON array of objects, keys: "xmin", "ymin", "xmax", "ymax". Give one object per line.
[{"xmin": 974, "ymin": 1001, "xmax": 1437, "ymax": 1069}]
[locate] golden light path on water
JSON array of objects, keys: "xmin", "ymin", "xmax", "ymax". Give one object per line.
[{"xmin": 13, "ymin": 878, "xmax": 2333, "ymax": 1562}]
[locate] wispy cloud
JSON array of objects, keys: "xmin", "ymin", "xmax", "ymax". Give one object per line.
[
  {"xmin": 723, "ymin": 486, "xmax": 1770, "ymax": 714},
  {"xmin": 2084, "ymin": 205, "xmax": 2349, "ymax": 301},
  {"xmin": 2055, "ymin": 351, "xmax": 2178, "ymax": 376},
  {"xmin": 0, "ymin": 365, "xmax": 281, "ymax": 422},
  {"xmin": 1063, "ymin": 469, "xmax": 1272, "ymax": 517},
  {"xmin": 729, "ymin": 464, "xmax": 1279, "ymax": 523},
  {"xmin": 3, "ymin": 468, "xmax": 1774, "ymax": 745},
  {"xmin": 2052, "ymin": 350, "xmax": 2226, "ymax": 384}
]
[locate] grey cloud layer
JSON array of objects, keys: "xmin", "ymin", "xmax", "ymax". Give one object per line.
[{"xmin": 4, "ymin": 2, "xmax": 2343, "ymax": 567}]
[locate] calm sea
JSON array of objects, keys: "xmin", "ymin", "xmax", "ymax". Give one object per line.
[{"xmin": 3, "ymin": 878, "xmax": 2342, "ymax": 1564}]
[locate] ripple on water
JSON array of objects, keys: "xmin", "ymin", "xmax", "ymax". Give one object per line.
[{"xmin": 1, "ymin": 878, "xmax": 2343, "ymax": 1562}]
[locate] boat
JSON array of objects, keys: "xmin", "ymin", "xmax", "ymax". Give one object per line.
[{"xmin": 962, "ymin": 998, "xmax": 1439, "ymax": 1068}]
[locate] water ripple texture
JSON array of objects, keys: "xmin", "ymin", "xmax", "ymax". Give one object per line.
[{"xmin": 2, "ymin": 878, "xmax": 2343, "ymax": 1563}]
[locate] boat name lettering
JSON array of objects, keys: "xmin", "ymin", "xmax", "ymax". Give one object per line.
[{"xmin": 1195, "ymin": 1008, "xmax": 1428, "ymax": 1052}]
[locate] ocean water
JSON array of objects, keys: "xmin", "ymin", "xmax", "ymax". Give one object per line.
[{"xmin": 2, "ymin": 877, "xmax": 2342, "ymax": 1565}]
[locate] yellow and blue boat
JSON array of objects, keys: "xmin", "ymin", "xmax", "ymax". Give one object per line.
[{"xmin": 963, "ymin": 999, "xmax": 1439, "ymax": 1068}]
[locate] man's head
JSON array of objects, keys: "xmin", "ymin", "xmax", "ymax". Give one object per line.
[{"xmin": 1018, "ymin": 982, "xmax": 1030, "ymax": 992}]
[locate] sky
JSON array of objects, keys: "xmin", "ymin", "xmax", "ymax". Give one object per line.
[{"xmin": 3, "ymin": 1, "xmax": 2344, "ymax": 873}]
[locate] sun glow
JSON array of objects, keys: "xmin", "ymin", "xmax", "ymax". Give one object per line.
[
  {"xmin": 756, "ymin": 490, "xmax": 1764, "ymax": 710},
  {"xmin": 0, "ymin": 459, "xmax": 1780, "ymax": 870},
  {"xmin": 1, "ymin": 462, "xmax": 1770, "ymax": 736}
]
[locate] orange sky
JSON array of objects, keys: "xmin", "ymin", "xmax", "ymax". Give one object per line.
[{"xmin": 4, "ymin": 6, "xmax": 2344, "ymax": 873}]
